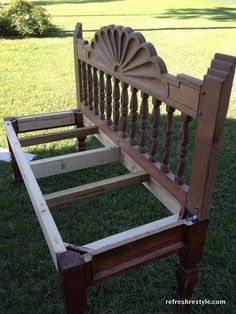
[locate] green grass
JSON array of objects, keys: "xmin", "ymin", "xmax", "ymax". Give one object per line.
[{"xmin": 1, "ymin": 0, "xmax": 236, "ymax": 313}]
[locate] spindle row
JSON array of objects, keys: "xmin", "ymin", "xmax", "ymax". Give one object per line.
[{"xmin": 78, "ymin": 60, "xmax": 192, "ymax": 185}]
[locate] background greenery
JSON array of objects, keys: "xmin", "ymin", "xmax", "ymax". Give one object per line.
[
  {"xmin": 0, "ymin": 0, "xmax": 236, "ymax": 313},
  {"xmin": 0, "ymin": 0, "xmax": 56, "ymax": 37}
]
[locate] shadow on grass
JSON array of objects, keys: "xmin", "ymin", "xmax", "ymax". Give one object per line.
[
  {"xmin": 156, "ymin": 6, "xmax": 236, "ymax": 22},
  {"xmin": 52, "ymin": 25, "xmax": 236, "ymax": 38},
  {"xmin": 34, "ymin": 0, "xmax": 124, "ymax": 5}
]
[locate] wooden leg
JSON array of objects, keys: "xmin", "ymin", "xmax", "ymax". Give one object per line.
[
  {"xmin": 77, "ymin": 135, "xmax": 86, "ymax": 152},
  {"xmin": 7, "ymin": 139, "xmax": 23, "ymax": 184},
  {"xmin": 74, "ymin": 111, "xmax": 87, "ymax": 152},
  {"xmin": 57, "ymin": 250, "xmax": 87, "ymax": 314},
  {"xmin": 176, "ymin": 220, "xmax": 208, "ymax": 299}
]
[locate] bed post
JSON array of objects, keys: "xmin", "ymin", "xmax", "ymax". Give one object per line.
[
  {"xmin": 74, "ymin": 110, "xmax": 86, "ymax": 152},
  {"xmin": 175, "ymin": 220, "xmax": 208, "ymax": 299},
  {"xmin": 186, "ymin": 53, "xmax": 236, "ymax": 221},
  {"xmin": 176, "ymin": 53, "xmax": 236, "ymax": 299},
  {"xmin": 4, "ymin": 117, "xmax": 23, "ymax": 183},
  {"xmin": 57, "ymin": 250, "xmax": 87, "ymax": 314},
  {"xmin": 73, "ymin": 23, "xmax": 87, "ymax": 152}
]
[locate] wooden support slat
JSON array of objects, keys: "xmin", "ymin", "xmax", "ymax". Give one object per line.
[
  {"xmin": 4, "ymin": 121, "xmax": 66, "ymax": 266},
  {"xmin": 17, "ymin": 111, "xmax": 76, "ymax": 133},
  {"xmin": 19, "ymin": 125, "xmax": 98, "ymax": 147},
  {"xmin": 44, "ymin": 170, "xmax": 149, "ymax": 207},
  {"xmin": 30, "ymin": 146, "xmax": 120, "ymax": 179}
]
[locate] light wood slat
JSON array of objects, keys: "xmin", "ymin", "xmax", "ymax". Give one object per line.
[
  {"xmin": 4, "ymin": 121, "xmax": 66, "ymax": 267},
  {"xmin": 30, "ymin": 146, "xmax": 120, "ymax": 179},
  {"xmin": 44, "ymin": 170, "xmax": 149, "ymax": 207},
  {"xmin": 19, "ymin": 125, "xmax": 98, "ymax": 147},
  {"xmin": 83, "ymin": 214, "xmax": 183, "ymax": 254}
]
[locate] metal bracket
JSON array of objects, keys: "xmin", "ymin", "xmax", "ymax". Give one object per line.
[{"xmin": 185, "ymin": 207, "xmax": 199, "ymax": 224}]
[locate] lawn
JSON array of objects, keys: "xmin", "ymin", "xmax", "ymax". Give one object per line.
[{"xmin": 0, "ymin": 0, "xmax": 236, "ymax": 313}]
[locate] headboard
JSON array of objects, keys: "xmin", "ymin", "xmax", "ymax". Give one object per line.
[{"xmin": 73, "ymin": 23, "xmax": 236, "ymax": 221}]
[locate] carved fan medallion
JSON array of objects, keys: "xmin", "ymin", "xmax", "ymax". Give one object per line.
[{"xmin": 88, "ymin": 25, "xmax": 168, "ymax": 95}]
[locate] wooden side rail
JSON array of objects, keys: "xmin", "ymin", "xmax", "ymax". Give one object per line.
[{"xmin": 4, "ymin": 119, "xmax": 67, "ymax": 266}]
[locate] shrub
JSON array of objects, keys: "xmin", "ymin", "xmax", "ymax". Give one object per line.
[{"xmin": 0, "ymin": 0, "xmax": 57, "ymax": 37}]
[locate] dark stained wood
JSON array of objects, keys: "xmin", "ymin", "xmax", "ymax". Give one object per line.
[
  {"xmin": 99, "ymin": 70, "xmax": 105, "ymax": 120},
  {"xmin": 4, "ymin": 117, "xmax": 23, "ymax": 183},
  {"xmin": 161, "ymin": 105, "xmax": 175, "ymax": 173},
  {"xmin": 138, "ymin": 92, "xmax": 149, "ymax": 153},
  {"xmin": 74, "ymin": 111, "xmax": 86, "ymax": 152},
  {"xmin": 73, "ymin": 23, "xmax": 83, "ymax": 105},
  {"xmin": 105, "ymin": 73, "xmax": 112, "ymax": 125},
  {"xmin": 88, "ymin": 224, "xmax": 186, "ymax": 283},
  {"xmin": 129, "ymin": 87, "xmax": 138, "ymax": 145},
  {"xmin": 82, "ymin": 61, "xmax": 88, "ymax": 107},
  {"xmin": 57, "ymin": 250, "xmax": 87, "ymax": 314},
  {"xmin": 175, "ymin": 114, "xmax": 191, "ymax": 185},
  {"xmin": 113, "ymin": 78, "xmax": 120, "ymax": 131},
  {"xmin": 93, "ymin": 67, "xmax": 99, "ymax": 115},
  {"xmin": 186, "ymin": 54, "xmax": 236, "ymax": 220},
  {"xmin": 121, "ymin": 82, "xmax": 129, "ymax": 138},
  {"xmin": 87, "ymin": 64, "xmax": 93, "ymax": 110},
  {"xmin": 149, "ymin": 98, "xmax": 161, "ymax": 162},
  {"xmin": 176, "ymin": 220, "xmax": 208, "ymax": 299},
  {"xmin": 8, "ymin": 139, "xmax": 23, "ymax": 183}
]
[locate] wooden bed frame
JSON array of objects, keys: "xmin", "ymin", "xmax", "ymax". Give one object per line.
[{"xmin": 4, "ymin": 24, "xmax": 236, "ymax": 313}]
